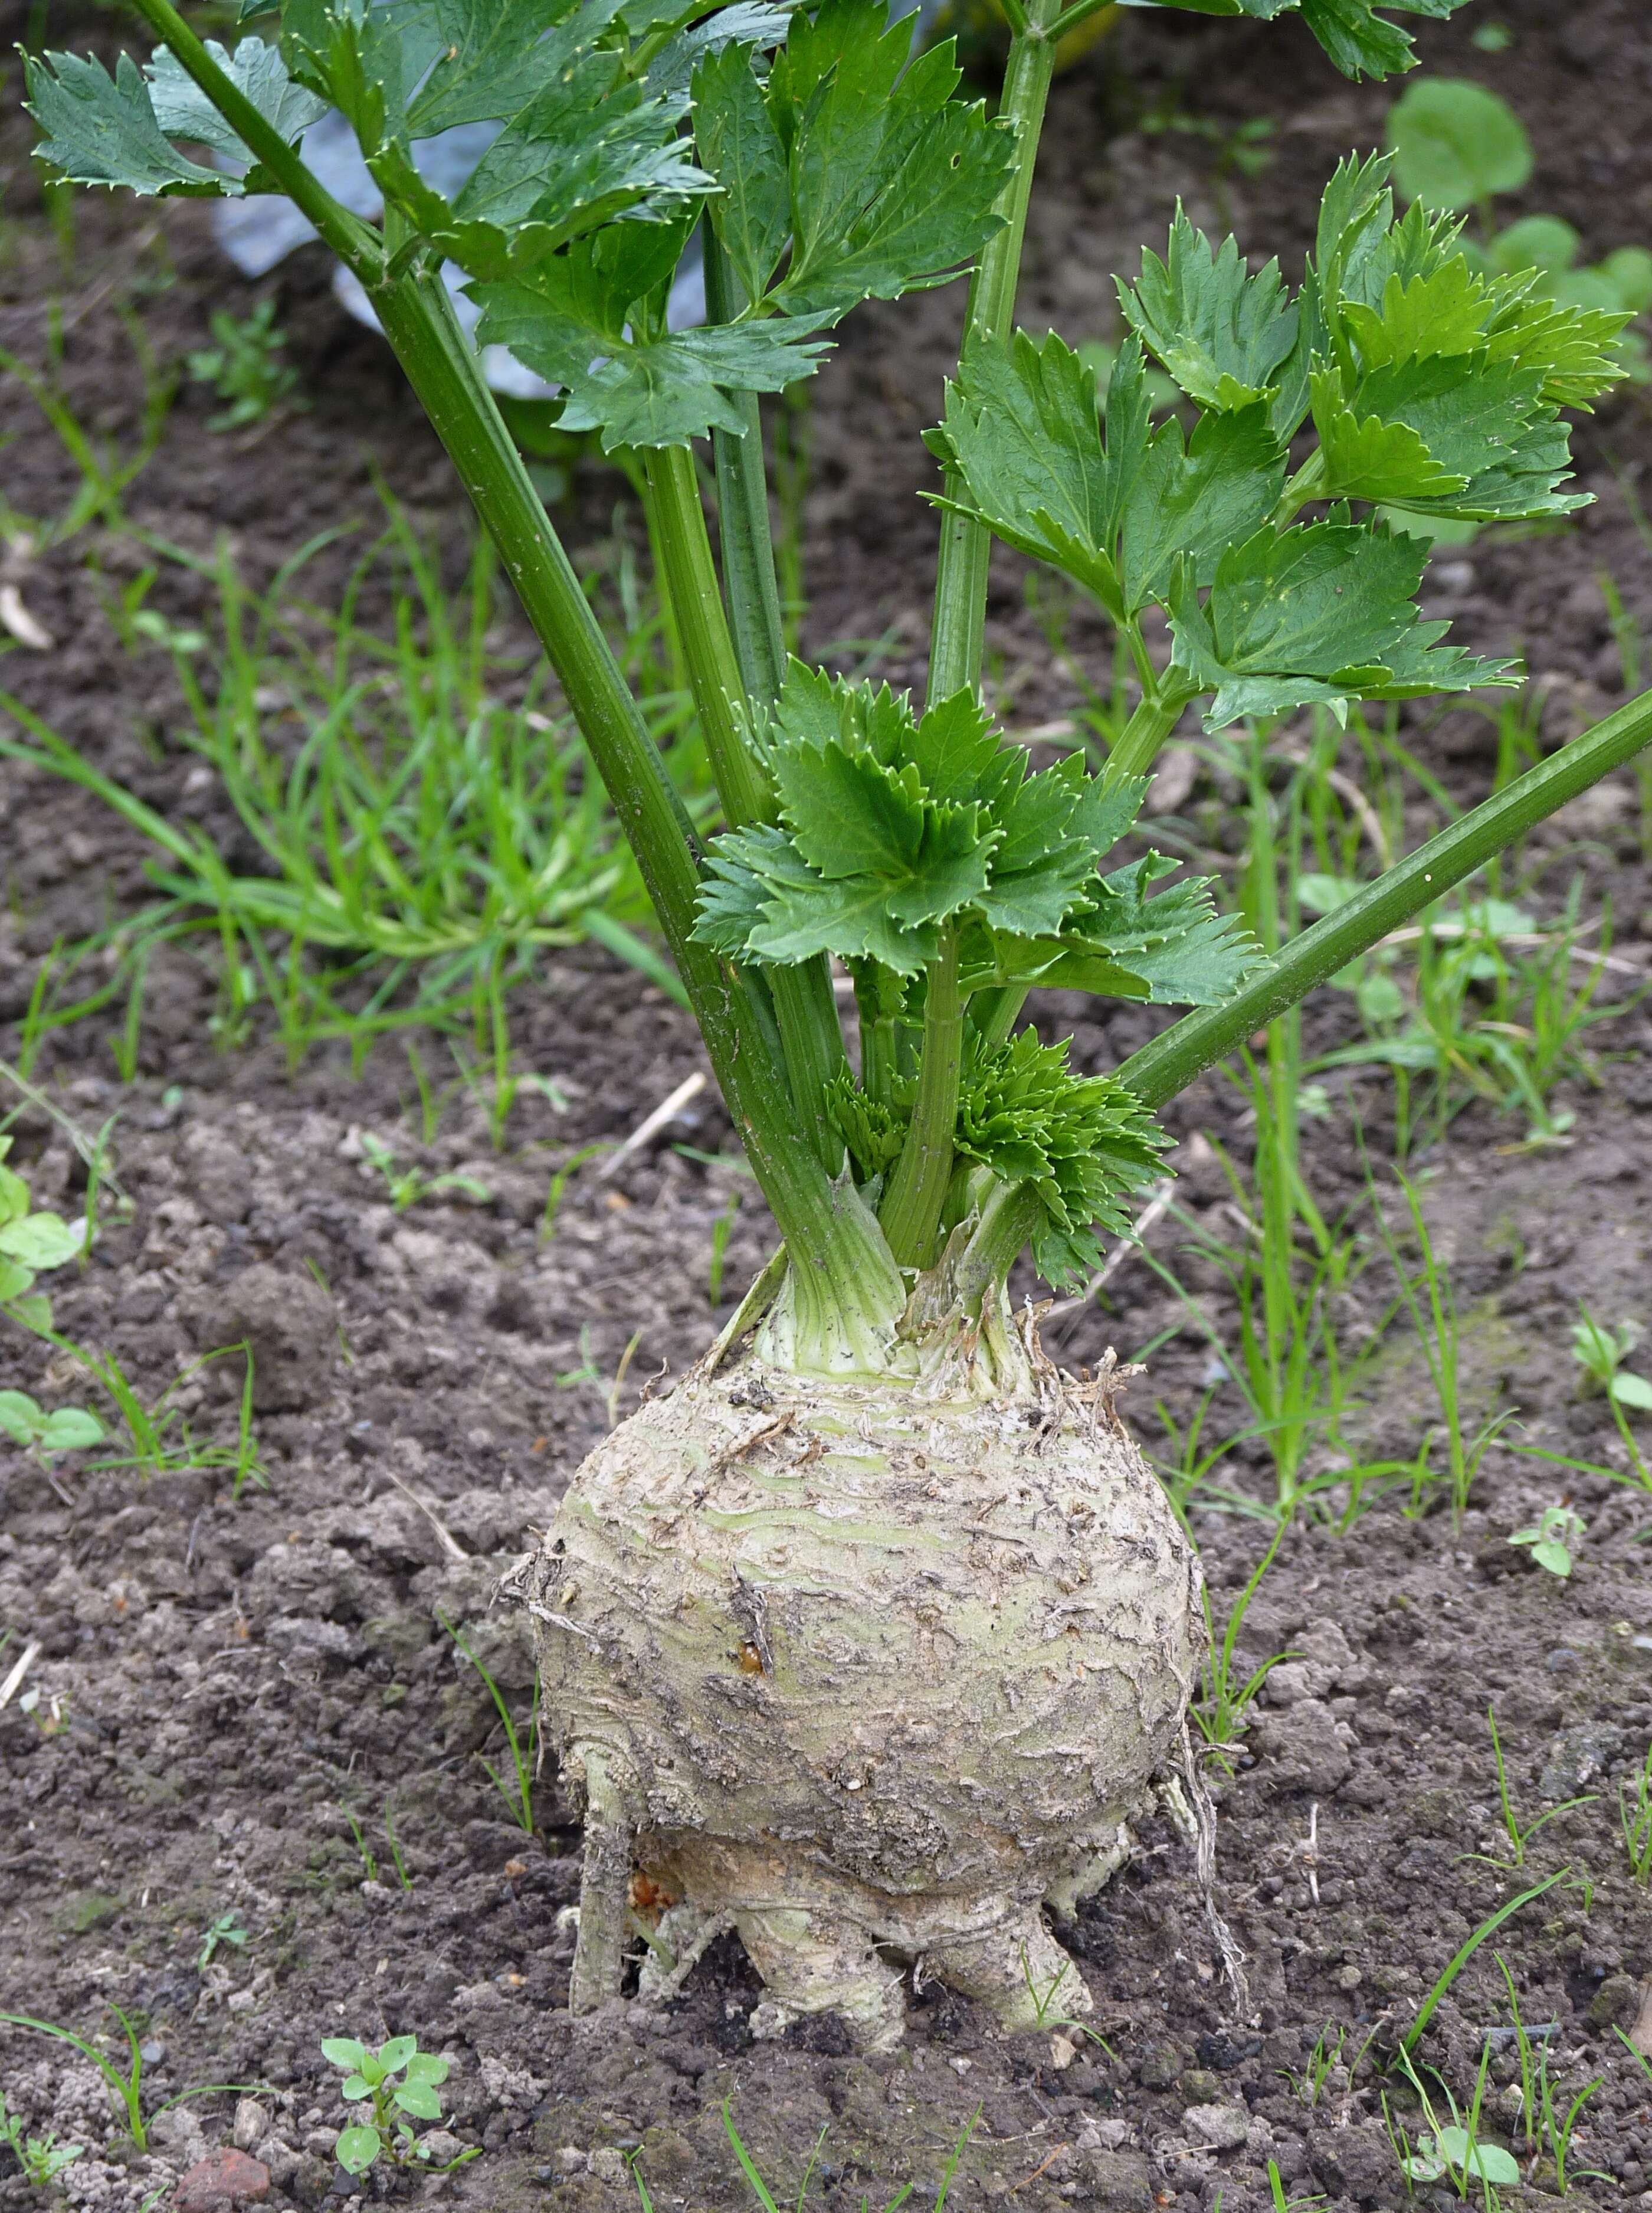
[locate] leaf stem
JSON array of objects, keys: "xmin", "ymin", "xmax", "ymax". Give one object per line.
[
  {"xmin": 927, "ymin": 0, "xmax": 1063, "ymax": 703},
  {"xmin": 702, "ymin": 225, "xmax": 789, "ymax": 708},
  {"xmin": 881, "ymin": 928, "xmax": 965, "ymax": 1268},
  {"xmin": 1103, "ymin": 683, "xmax": 1197, "ymax": 788},
  {"xmin": 641, "ymin": 441, "xmax": 847, "ymax": 1166},
  {"xmin": 124, "ymin": 0, "xmax": 384, "ymax": 277},
  {"xmin": 1118, "ymin": 684, "xmax": 1652, "ymax": 1110}
]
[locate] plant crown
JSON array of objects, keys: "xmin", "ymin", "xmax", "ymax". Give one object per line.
[{"xmin": 22, "ymin": 0, "xmax": 1652, "ymax": 1369}]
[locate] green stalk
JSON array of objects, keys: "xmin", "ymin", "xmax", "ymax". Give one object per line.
[
  {"xmin": 926, "ymin": 0, "xmax": 1063, "ymax": 703},
  {"xmin": 641, "ymin": 443, "xmax": 848, "ymax": 1167},
  {"xmin": 355, "ymin": 272, "xmax": 900, "ymax": 1359},
  {"xmin": 891, "ymin": 0, "xmax": 1060, "ymax": 1271},
  {"xmin": 1119, "ymin": 685, "xmax": 1652, "ymax": 1111},
  {"xmin": 954, "ymin": 1180, "xmax": 1041, "ymax": 1313},
  {"xmin": 642, "ymin": 444, "xmax": 775, "ymax": 830},
  {"xmin": 124, "ymin": 0, "xmax": 383, "ymax": 277},
  {"xmin": 880, "ymin": 928, "xmax": 965, "ymax": 1269},
  {"xmin": 1102, "ymin": 683, "xmax": 1198, "ymax": 790},
  {"xmin": 702, "ymin": 226, "xmax": 789, "ymax": 708}
]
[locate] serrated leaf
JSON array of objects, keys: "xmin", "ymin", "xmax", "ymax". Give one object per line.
[
  {"xmin": 1313, "ymin": 355, "xmax": 1545, "ymax": 503},
  {"xmin": 645, "ymin": 3, "xmax": 792, "ymax": 100},
  {"xmin": 374, "ymin": 59, "xmax": 710, "ymax": 281},
  {"xmin": 932, "ymin": 328, "xmax": 1129, "ymax": 613},
  {"xmin": 25, "ymin": 50, "xmax": 228, "ymax": 197},
  {"xmin": 763, "ymin": 0, "xmax": 1012, "ymax": 320},
  {"xmin": 557, "ymin": 324, "xmax": 832, "ymax": 449},
  {"xmin": 1117, "ymin": 402, "xmax": 1286, "ymax": 611},
  {"xmin": 406, "ymin": 0, "xmax": 617, "ymax": 135},
  {"xmin": 1340, "ymin": 259, "xmax": 1496, "ymax": 369},
  {"xmin": 145, "ymin": 37, "xmax": 327, "ymax": 169},
  {"xmin": 1118, "ymin": 210, "xmax": 1298, "ymax": 411},
  {"xmin": 693, "ymin": 40, "xmax": 790, "ymax": 303},
  {"xmin": 1168, "ymin": 518, "xmax": 1510, "ymax": 729}
]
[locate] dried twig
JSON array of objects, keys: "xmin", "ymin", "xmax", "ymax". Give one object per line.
[{"xmin": 595, "ymin": 1070, "xmax": 707, "ymax": 1181}]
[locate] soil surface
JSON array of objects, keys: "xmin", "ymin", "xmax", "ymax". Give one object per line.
[{"xmin": 4, "ymin": 4, "xmax": 1652, "ymax": 2212}]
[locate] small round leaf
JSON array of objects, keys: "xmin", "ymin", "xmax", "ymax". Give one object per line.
[
  {"xmin": 1386, "ymin": 78, "xmax": 1532, "ymax": 210},
  {"xmin": 376, "ymin": 2035, "xmax": 418, "ymax": 2074},
  {"xmin": 320, "ymin": 2037, "xmax": 368, "ymax": 2071},
  {"xmin": 1490, "ymin": 214, "xmax": 1580, "ymax": 277},
  {"xmin": 1610, "ymin": 1373, "xmax": 1652, "ymax": 1411},
  {"xmin": 0, "ymin": 1390, "xmax": 44, "ymax": 1444},
  {"xmin": 1531, "ymin": 1540, "xmax": 1572, "ymax": 1577},
  {"xmin": 39, "ymin": 1409, "xmax": 106, "ymax": 1453},
  {"xmin": 334, "ymin": 2124, "xmax": 382, "ymax": 2175},
  {"xmin": 394, "ymin": 2080, "xmax": 442, "ymax": 2121}
]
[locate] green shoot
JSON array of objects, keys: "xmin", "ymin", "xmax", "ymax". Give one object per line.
[
  {"xmin": 708, "ymin": 1190, "xmax": 742, "ymax": 1306},
  {"xmin": 1388, "ymin": 2044, "xmax": 1519, "ymax": 2199},
  {"xmin": 1460, "ymin": 1708, "xmax": 1597, "ymax": 1872},
  {"xmin": 186, "ymin": 297, "xmax": 303, "ymax": 430},
  {"xmin": 1491, "ymin": 1955, "xmax": 1608, "ymax": 2188},
  {"xmin": 384, "ymin": 1803, "xmax": 414, "ymax": 1892},
  {"xmin": 1266, "ymin": 2162, "xmax": 1326, "ymax": 2213},
  {"xmin": 1192, "ymin": 1521, "xmax": 1301, "ymax": 1768},
  {"xmin": 0, "ymin": 1131, "xmax": 86, "ymax": 1331},
  {"xmin": 440, "ymin": 1618, "xmax": 538, "ymax": 1834},
  {"xmin": 0, "ymin": 2092, "xmax": 83, "ymax": 2189},
  {"xmin": 321, "ymin": 2035, "xmax": 476, "ymax": 2176},
  {"xmin": 0, "ymin": 2005, "xmax": 257, "ymax": 2154},
  {"xmin": 196, "ymin": 1911, "xmax": 249, "ymax": 1972},
  {"xmin": 0, "ymin": 1389, "xmax": 106, "ymax": 1464},
  {"xmin": 1571, "ymin": 1310, "xmax": 1652, "ymax": 1486},
  {"xmin": 1621, "ymin": 1740, "xmax": 1652, "ymax": 1886},
  {"xmin": 1507, "ymin": 1502, "xmax": 1586, "ymax": 1579},
  {"xmin": 341, "ymin": 1806, "xmax": 378, "ymax": 1884},
  {"xmin": 354, "ymin": 1131, "xmax": 490, "ymax": 1213}
]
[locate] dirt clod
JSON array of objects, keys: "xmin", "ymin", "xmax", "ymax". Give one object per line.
[{"xmin": 172, "ymin": 2150, "xmax": 271, "ymax": 2212}]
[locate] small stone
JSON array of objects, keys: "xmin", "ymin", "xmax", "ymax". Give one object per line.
[
  {"xmin": 1138, "ymin": 2047, "xmax": 1182, "ymax": 2088},
  {"xmin": 1336, "ymin": 1964, "xmax": 1363, "ymax": 1992},
  {"xmin": 1071, "ymin": 2149, "xmax": 1153, "ymax": 2209},
  {"xmin": 589, "ymin": 2147, "xmax": 629, "ymax": 2184},
  {"xmin": 172, "ymin": 2149, "xmax": 271, "ymax": 2212},
  {"xmin": 1181, "ymin": 2070, "xmax": 1221, "ymax": 2103},
  {"xmin": 1589, "ymin": 1973, "xmax": 1640, "ymax": 2030},
  {"xmin": 233, "ymin": 2100, "xmax": 270, "ymax": 2153},
  {"xmin": 140, "ymin": 2039, "xmax": 167, "ymax": 2065},
  {"xmin": 1048, "ymin": 2033, "xmax": 1078, "ymax": 2071},
  {"xmin": 419, "ymin": 2130, "xmax": 464, "ymax": 2164},
  {"xmin": 555, "ymin": 2149, "xmax": 588, "ymax": 2175},
  {"xmin": 1183, "ymin": 2104, "xmax": 1248, "ymax": 2152}
]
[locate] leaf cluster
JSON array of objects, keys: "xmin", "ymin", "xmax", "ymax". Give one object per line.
[
  {"xmin": 933, "ymin": 153, "xmax": 1630, "ymax": 729},
  {"xmin": 828, "ymin": 1031, "xmax": 1166, "ymax": 1288},
  {"xmin": 1146, "ymin": 0, "xmax": 1475, "ymax": 84},
  {"xmin": 696, "ymin": 661, "xmax": 1251, "ymax": 1278},
  {"xmin": 27, "ymin": 0, "xmax": 1009, "ymax": 450},
  {"xmin": 322, "ymin": 2034, "xmax": 470, "ymax": 2175}
]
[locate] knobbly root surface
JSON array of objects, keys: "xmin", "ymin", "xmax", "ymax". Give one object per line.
[{"xmin": 513, "ymin": 1350, "xmax": 1200, "ymax": 2046}]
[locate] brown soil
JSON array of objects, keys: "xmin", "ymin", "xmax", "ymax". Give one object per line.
[{"xmin": 4, "ymin": 4, "xmax": 1652, "ymax": 2212}]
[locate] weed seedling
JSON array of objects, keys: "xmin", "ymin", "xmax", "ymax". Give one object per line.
[
  {"xmin": 441, "ymin": 1618, "xmax": 539, "ymax": 1834},
  {"xmin": 0, "ymin": 2004, "xmax": 257, "ymax": 2153},
  {"xmin": 186, "ymin": 299, "xmax": 303, "ymax": 430},
  {"xmin": 1193, "ymin": 1521, "xmax": 1301, "ymax": 1769},
  {"xmin": 1490, "ymin": 1955, "xmax": 1608, "ymax": 2188},
  {"xmin": 355, "ymin": 1131, "xmax": 490, "ymax": 1213},
  {"xmin": 0, "ymin": 1390, "xmax": 105, "ymax": 1462},
  {"xmin": 1463, "ymin": 1708, "xmax": 1597, "ymax": 1873},
  {"xmin": 1266, "ymin": 2164, "xmax": 1326, "ymax": 2213},
  {"xmin": 0, "ymin": 1132, "xmax": 86, "ymax": 1331},
  {"xmin": 1621, "ymin": 1740, "xmax": 1652, "ymax": 1886},
  {"xmin": 322, "ymin": 2036, "xmax": 474, "ymax": 2176},
  {"xmin": 1571, "ymin": 1310, "xmax": 1652, "ymax": 1486},
  {"xmin": 196, "ymin": 1911, "xmax": 248, "ymax": 1971},
  {"xmin": 0, "ymin": 2091, "xmax": 82, "ymax": 2188},
  {"xmin": 1507, "ymin": 1503, "xmax": 1585, "ymax": 1579}
]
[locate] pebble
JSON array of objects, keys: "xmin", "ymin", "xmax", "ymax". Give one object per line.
[
  {"xmin": 1183, "ymin": 2105, "xmax": 1249, "ymax": 2152},
  {"xmin": 589, "ymin": 2147, "xmax": 630, "ymax": 2184},
  {"xmin": 233, "ymin": 2099, "xmax": 270, "ymax": 2153},
  {"xmin": 172, "ymin": 2150, "xmax": 271, "ymax": 2212}
]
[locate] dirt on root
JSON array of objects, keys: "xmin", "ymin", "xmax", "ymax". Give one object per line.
[{"xmin": 4, "ymin": 0, "xmax": 1652, "ymax": 2210}]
